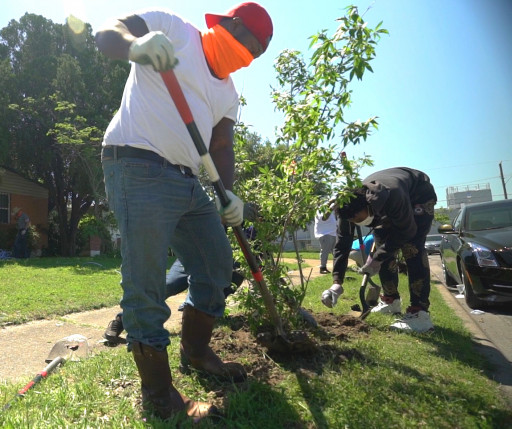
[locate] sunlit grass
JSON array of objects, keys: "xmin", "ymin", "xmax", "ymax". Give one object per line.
[{"xmin": 0, "ymin": 256, "xmax": 511, "ymax": 427}]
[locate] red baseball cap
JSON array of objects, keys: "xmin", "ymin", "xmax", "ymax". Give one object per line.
[{"xmin": 205, "ymin": 2, "xmax": 273, "ymax": 51}]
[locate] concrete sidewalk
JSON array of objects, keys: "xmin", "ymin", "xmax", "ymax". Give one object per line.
[{"xmin": 0, "ymin": 294, "xmax": 187, "ymax": 383}]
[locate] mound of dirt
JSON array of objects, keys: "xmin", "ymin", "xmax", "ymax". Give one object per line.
[{"xmin": 208, "ymin": 311, "xmax": 370, "ymax": 388}]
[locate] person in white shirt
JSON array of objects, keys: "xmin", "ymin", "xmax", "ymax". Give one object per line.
[
  {"xmin": 95, "ymin": 2, "xmax": 272, "ymax": 422},
  {"xmin": 314, "ymin": 208, "xmax": 337, "ymax": 274}
]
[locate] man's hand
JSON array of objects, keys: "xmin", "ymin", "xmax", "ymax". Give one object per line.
[
  {"xmin": 216, "ymin": 190, "xmax": 244, "ymax": 226},
  {"xmin": 128, "ymin": 31, "xmax": 178, "ymax": 71},
  {"xmin": 321, "ymin": 283, "xmax": 344, "ymax": 308},
  {"xmin": 327, "ymin": 196, "xmax": 338, "ymax": 211},
  {"xmin": 21, "ymin": 230, "xmax": 26, "ymax": 236},
  {"xmin": 359, "ymin": 257, "xmax": 382, "ymax": 277}
]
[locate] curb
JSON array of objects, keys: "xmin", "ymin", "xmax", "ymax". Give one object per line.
[{"xmin": 431, "ymin": 262, "xmax": 512, "ymax": 408}]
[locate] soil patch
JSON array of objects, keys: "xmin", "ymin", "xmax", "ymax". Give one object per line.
[{"xmin": 203, "ymin": 311, "xmax": 370, "ymax": 404}]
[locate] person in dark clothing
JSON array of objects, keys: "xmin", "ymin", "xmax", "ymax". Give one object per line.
[
  {"xmin": 12, "ymin": 207, "xmax": 31, "ymax": 258},
  {"xmin": 321, "ymin": 167, "xmax": 437, "ymax": 333}
]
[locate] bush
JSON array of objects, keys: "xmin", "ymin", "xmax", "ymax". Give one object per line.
[{"xmin": 77, "ymin": 214, "xmax": 112, "ymax": 255}]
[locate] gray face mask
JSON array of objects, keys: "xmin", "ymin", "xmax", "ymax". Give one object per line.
[{"xmin": 355, "ymin": 215, "xmax": 374, "ymax": 226}]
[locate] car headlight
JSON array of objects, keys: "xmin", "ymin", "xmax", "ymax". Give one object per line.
[{"xmin": 468, "ymin": 242, "xmax": 499, "ymax": 267}]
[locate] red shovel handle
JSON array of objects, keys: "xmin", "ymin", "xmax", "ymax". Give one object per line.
[
  {"xmin": 160, "ymin": 70, "xmax": 194, "ymax": 126},
  {"xmin": 160, "ymin": 69, "xmax": 284, "ymax": 333}
]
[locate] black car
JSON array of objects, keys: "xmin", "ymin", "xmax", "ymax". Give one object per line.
[
  {"xmin": 438, "ymin": 199, "xmax": 512, "ymax": 309},
  {"xmin": 425, "ymin": 234, "xmax": 442, "ymax": 255}
]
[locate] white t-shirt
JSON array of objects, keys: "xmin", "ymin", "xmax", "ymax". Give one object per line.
[
  {"xmin": 102, "ymin": 9, "xmax": 240, "ymax": 175},
  {"xmin": 314, "ymin": 211, "xmax": 337, "ymax": 238}
]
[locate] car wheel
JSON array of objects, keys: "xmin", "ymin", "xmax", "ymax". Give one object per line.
[
  {"xmin": 441, "ymin": 257, "xmax": 457, "ymax": 287},
  {"xmin": 461, "ymin": 267, "xmax": 486, "ymax": 310}
]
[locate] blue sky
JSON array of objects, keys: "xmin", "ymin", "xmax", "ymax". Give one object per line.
[{"xmin": 2, "ymin": 0, "xmax": 511, "ymax": 208}]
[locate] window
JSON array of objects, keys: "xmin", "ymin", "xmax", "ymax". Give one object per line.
[
  {"xmin": 0, "ymin": 193, "xmax": 8, "ymax": 224},
  {"xmin": 452, "ymin": 211, "xmax": 462, "ymax": 231}
]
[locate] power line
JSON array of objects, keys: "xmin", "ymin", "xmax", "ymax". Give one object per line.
[{"xmin": 426, "ymin": 159, "xmax": 511, "ymax": 171}]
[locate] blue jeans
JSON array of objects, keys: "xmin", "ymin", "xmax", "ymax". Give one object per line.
[
  {"xmin": 102, "ymin": 154, "xmax": 232, "ymax": 350},
  {"xmin": 166, "ymin": 259, "xmax": 189, "ymax": 297},
  {"xmin": 13, "ymin": 230, "xmax": 29, "ymax": 258}
]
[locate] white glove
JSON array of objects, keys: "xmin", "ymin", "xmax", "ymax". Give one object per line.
[
  {"xmin": 359, "ymin": 257, "xmax": 382, "ymax": 277},
  {"xmin": 21, "ymin": 230, "xmax": 26, "ymax": 236},
  {"xmin": 128, "ymin": 31, "xmax": 178, "ymax": 71},
  {"xmin": 321, "ymin": 284, "xmax": 344, "ymax": 308},
  {"xmin": 216, "ymin": 190, "xmax": 244, "ymax": 227}
]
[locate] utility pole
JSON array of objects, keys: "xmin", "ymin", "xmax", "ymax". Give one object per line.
[{"xmin": 499, "ymin": 161, "xmax": 508, "ymax": 199}]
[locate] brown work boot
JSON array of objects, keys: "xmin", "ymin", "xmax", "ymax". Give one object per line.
[
  {"xmin": 180, "ymin": 305, "xmax": 247, "ymax": 382},
  {"xmin": 131, "ymin": 341, "xmax": 216, "ymax": 422}
]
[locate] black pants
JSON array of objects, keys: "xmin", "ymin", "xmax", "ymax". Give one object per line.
[{"xmin": 375, "ymin": 203, "xmax": 434, "ymax": 311}]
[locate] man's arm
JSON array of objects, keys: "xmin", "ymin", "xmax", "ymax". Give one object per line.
[
  {"xmin": 95, "ymin": 15, "xmax": 149, "ymax": 60},
  {"xmin": 209, "ymin": 118, "xmax": 235, "ymax": 190},
  {"xmin": 209, "ymin": 118, "xmax": 246, "ymax": 227}
]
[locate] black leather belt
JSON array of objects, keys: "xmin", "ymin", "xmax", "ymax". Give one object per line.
[{"xmin": 102, "ymin": 146, "xmax": 194, "ymax": 177}]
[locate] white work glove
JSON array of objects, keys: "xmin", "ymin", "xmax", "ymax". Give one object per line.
[
  {"xmin": 128, "ymin": 31, "xmax": 178, "ymax": 72},
  {"xmin": 216, "ymin": 190, "xmax": 244, "ymax": 227},
  {"xmin": 321, "ymin": 283, "xmax": 344, "ymax": 308},
  {"xmin": 359, "ymin": 257, "xmax": 382, "ymax": 277},
  {"xmin": 21, "ymin": 230, "xmax": 26, "ymax": 236}
]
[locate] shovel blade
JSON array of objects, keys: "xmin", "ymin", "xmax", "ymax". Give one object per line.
[{"xmin": 45, "ymin": 334, "xmax": 89, "ymax": 363}]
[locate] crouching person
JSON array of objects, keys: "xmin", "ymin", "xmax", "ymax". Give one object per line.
[{"xmin": 321, "ymin": 167, "xmax": 437, "ymax": 333}]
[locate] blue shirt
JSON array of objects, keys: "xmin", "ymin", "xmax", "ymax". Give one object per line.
[{"xmin": 351, "ymin": 235, "xmax": 374, "ymax": 256}]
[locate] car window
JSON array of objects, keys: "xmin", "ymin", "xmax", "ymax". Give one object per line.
[
  {"xmin": 426, "ymin": 235, "xmax": 442, "ymax": 241},
  {"xmin": 452, "ymin": 211, "xmax": 462, "ymax": 230},
  {"xmin": 467, "ymin": 204, "xmax": 512, "ymax": 230}
]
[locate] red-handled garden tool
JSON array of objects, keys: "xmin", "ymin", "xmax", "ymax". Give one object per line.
[
  {"xmin": 2, "ymin": 334, "xmax": 89, "ymax": 411},
  {"xmin": 160, "ymin": 70, "xmax": 313, "ymax": 353}
]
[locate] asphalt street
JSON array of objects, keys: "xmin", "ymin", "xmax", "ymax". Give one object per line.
[{"xmin": 429, "ymin": 255, "xmax": 512, "ymax": 407}]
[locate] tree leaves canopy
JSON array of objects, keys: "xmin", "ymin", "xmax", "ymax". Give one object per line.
[{"xmin": 0, "ymin": 13, "xmax": 129, "ymax": 255}]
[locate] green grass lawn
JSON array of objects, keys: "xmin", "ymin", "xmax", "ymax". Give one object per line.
[
  {"xmin": 0, "ymin": 256, "xmax": 511, "ymax": 428},
  {"xmin": 0, "ymin": 256, "xmax": 124, "ymax": 325}
]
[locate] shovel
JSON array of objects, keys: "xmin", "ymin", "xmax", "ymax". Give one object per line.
[
  {"xmin": 160, "ymin": 69, "xmax": 314, "ymax": 353},
  {"xmin": 3, "ymin": 334, "xmax": 89, "ymax": 410},
  {"xmin": 353, "ymin": 226, "xmax": 379, "ymax": 320}
]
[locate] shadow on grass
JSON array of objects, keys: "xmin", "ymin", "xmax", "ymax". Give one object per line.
[{"xmin": 417, "ymin": 324, "xmax": 512, "ymax": 409}]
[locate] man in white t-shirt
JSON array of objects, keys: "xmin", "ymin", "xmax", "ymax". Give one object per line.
[
  {"xmin": 95, "ymin": 2, "xmax": 272, "ymax": 421},
  {"xmin": 314, "ymin": 208, "xmax": 337, "ymax": 274}
]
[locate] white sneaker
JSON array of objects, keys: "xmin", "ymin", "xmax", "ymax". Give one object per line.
[
  {"xmin": 371, "ymin": 296, "xmax": 401, "ymax": 314},
  {"xmin": 390, "ymin": 310, "xmax": 434, "ymax": 333}
]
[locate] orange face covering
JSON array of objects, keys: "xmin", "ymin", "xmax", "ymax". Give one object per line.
[{"xmin": 201, "ymin": 25, "xmax": 254, "ymax": 79}]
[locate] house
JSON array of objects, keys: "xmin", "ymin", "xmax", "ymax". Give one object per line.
[{"xmin": 0, "ymin": 166, "xmax": 49, "ymax": 255}]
